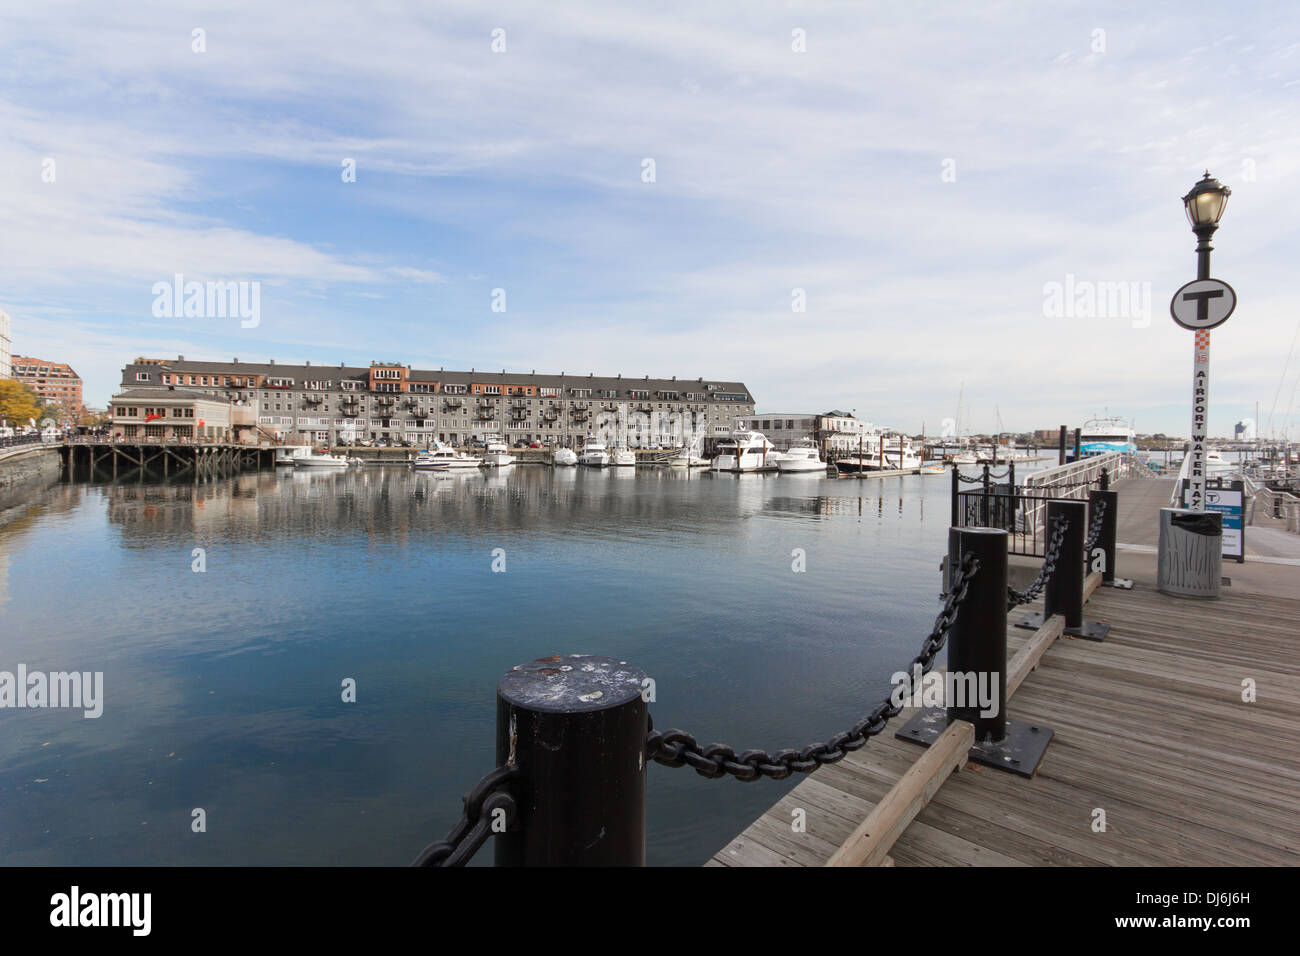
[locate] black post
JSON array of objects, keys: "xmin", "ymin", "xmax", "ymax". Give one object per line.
[
  {"xmin": 950, "ymin": 465, "xmax": 959, "ymax": 527},
  {"xmin": 980, "ymin": 463, "xmax": 990, "ymax": 527},
  {"xmin": 1058, "ymin": 425, "xmax": 1067, "ymax": 466},
  {"xmin": 1099, "ymin": 466, "xmax": 1109, "ymax": 491},
  {"xmin": 1089, "ymin": 488, "xmax": 1124, "ymax": 587},
  {"xmin": 898, "ymin": 525, "xmax": 1054, "ymax": 776},
  {"xmin": 1017, "ymin": 499, "xmax": 1110, "ymax": 640},
  {"xmin": 1073, "ymin": 428, "xmax": 1082, "ymax": 462},
  {"xmin": 1045, "ymin": 499, "xmax": 1084, "ymax": 628},
  {"xmin": 945, "ymin": 527, "xmax": 1007, "ymax": 743},
  {"xmin": 495, "ymin": 655, "xmax": 648, "ymax": 866}
]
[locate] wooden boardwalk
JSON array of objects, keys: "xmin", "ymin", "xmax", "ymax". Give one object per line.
[{"xmin": 709, "ymin": 477, "xmax": 1300, "ymax": 866}]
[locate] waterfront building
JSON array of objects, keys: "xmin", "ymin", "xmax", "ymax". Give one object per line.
[
  {"xmin": 0, "ymin": 310, "xmax": 10, "ymax": 379},
  {"xmin": 11, "ymin": 355, "xmax": 83, "ymax": 418},
  {"xmin": 107, "ymin": 387, "xmax": 256, "ymax": 441},
  {"xmin": 814, "ymin": 410, "xmax": 883, "ymax": 455},
  {"xmin": 115, "ymin": 358, "xmax": 755, "ymax": 448},
  {"xmin": 743, "ymin": 414, "xmax": 817, "ymax": 451}
]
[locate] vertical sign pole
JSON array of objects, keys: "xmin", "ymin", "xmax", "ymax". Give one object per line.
[{"xmin": 1189, "ymin": 329, "xmax": 1210, "ymax": 511}]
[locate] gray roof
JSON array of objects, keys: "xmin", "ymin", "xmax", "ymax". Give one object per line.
[
  {"xmin": 121, "ymin": 358, "xmax": 752, "ymax": 400},
  {"xmin": 111, "ymin": 387, "xmax": 225, "ymax": 402}
]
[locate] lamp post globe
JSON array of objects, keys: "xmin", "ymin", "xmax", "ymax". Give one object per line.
[{"xmin": 1182, "ymin": 172, "xmax": 1231, "ymax": 279}]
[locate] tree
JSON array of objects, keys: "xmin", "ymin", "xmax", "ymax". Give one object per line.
[{"xmin": 0, "ymin": 379, "xmax": 43, "ymax": 426}]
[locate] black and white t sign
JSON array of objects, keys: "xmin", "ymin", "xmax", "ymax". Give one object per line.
[{"xmin": 1170, "ymin": 278, "xmax": 1236, "ymax": 331}]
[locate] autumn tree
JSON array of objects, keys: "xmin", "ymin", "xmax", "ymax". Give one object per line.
[{"xmin": 0, "ymin": 379, "xmax": 43, "ymax": 425}]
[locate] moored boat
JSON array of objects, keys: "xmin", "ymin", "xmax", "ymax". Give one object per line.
[
  {"xmin": 776, "ymin": 438, "xmax": 826, "ymax": 473},
  {"xmin": 412, "ymin": 442, "xmax": 482, "ymax": 470},
  {"xmin": 578, "ymin": 439, "xmax": 609, "ymax": 467},
  {"xmin": 710, "ymin": 428, "xmax": 777, "ymax": 473},
  {"xmin": 552, "ymin": 447, "xmax": 578, "ymax": 466},
  {"xmin": 294, "ymin": 450, "xmax": 351, "ymax": 468},
  {"xmin": 480, "ymin": 436, "xmax": 516, "ymax": 467}
]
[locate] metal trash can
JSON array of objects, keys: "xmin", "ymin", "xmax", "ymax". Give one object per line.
[{"xmin": 1157, "ymin": 508, "xmax": 1222, "ymax": 599}]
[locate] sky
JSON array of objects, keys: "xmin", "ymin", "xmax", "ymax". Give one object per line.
[{"xmin": 1, "ymin": 1, "xmax": 1298, "ymax": 438}]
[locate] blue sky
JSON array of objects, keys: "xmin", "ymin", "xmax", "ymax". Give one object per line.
[{"xmin": 2, "ymin": 1, "xmax": 1298, "ymax": 437}]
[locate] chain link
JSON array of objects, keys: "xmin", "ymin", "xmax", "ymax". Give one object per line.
[
  {"xmin": 1007, "ymin": 514, "xmax": 1069, "ymax": 608},
  {"xmin": 1082, "ymin": 495, "xmax": 1108, "ymax": 553},
  {"xmin": 411, "ymin": 764, "xmax": 520, "ymax": 867},
  {"xmin": 645, "ymin": 551, "xmax": 982, "ymax": 782}
]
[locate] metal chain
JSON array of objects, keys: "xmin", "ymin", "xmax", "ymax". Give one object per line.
[
  {"xmin": 645, "ymin": 551, "xmax": 982, "ymax": 782},
  {"xmin": 411, "ymin": 764, "xmax": 520, "ymax": 867},
  {"xmin": 1007, "ymin": 514, "xmax": 1070, "ymax": 608},
  {"xmin": 1082, "ymin": 496, "xmax": 1108, "ymax": 552}
]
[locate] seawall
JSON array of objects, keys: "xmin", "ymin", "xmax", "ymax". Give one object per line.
[{"xmin": 0, "ymin": 447, "xmax": 63, "ymax": 514}]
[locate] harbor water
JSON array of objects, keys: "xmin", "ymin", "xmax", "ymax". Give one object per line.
[{"xmin": 0, "ymin": 463, "xmax": 1044, "ymax": 865}]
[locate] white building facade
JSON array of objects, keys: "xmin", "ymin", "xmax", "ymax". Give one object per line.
[{"xmin": 0, "ymin": 310, "xmax": 11, "ymax": 379}]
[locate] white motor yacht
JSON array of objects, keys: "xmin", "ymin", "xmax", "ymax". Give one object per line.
[
  {"xmin": 275, "ymin": 445, "xmax": 313, "ymax": 466},
  {"xmin": 552, "ymin": 447, "xmax": 578, "ymax": 466},
  {"xmin": 710, "ymin": 429, "xmax": 777, "ymax": 473},
  {"xmin": 776, "ymin": 438, "xmax": 826, "ymax": 473},
  {"xmin": 609, "ymin": 444, "xmax": 636, "ymax": 467},
  {"xmin": 294, "ymin": 450, "xmax": 350, "ymax": 468},
  {"xmin": 578, "ymin": 439, "xmax": 609, "ymax": 467},
  {"xmin": 412, "ymin": 442, "xmax": 483, "ymax": 471},
  {"xmin": 480, "ymin": 436, "xmax": 516, "ymax": 467}
]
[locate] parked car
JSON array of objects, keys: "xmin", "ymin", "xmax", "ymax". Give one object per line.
[
  {"xmin": 513, "ymin": 439, "xmax": 528, "ymax": 448},
  {"xmin": 529, "ymin": 440, "xmax": 545, "ymax": 448}
]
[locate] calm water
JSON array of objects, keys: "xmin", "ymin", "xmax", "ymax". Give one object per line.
[{"xmin": 0, "ymin": 463, "xmax": 1031, "ymax": 866}]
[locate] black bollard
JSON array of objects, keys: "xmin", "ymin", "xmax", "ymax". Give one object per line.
[
  {"xmin": 494, "ymin": 654, "xmax": 648, "ymax": 866},
  {"xmin": 945, "ymin": 527, "xmax": 1008, "ymax": 743},
  {"xmin": 1090, "ymin": 488, "xmax": 1131, "ymax": 589},
  {"xmin": 1016, "ymin": 499, "xmax": 1110, "ymax": 640},
  {"xmin": 898, "ymin": 526, "xmax": 1054, "ymax": 777}
]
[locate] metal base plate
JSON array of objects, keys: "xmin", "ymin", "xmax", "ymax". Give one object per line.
[
  {"xmin": 896, "ymin": 709, "xmax": 1053, "ymax": 778},
  {"xmin": 1015, "ymin": 611, "xmax": 1110, "ymax": 641},
  {"xmin": 1103, "ymin": 577, "xmax": 1133, "ymax": 589}
]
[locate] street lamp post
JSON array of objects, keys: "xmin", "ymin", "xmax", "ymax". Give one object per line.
[{"xmin": 1173, "ymin": 172, "xmax": 1234, "ymax": 512}]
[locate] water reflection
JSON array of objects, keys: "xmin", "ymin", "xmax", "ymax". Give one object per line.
[{"xmin": 2, "ymin": 464, "xmax": 989, "ymax": 866}]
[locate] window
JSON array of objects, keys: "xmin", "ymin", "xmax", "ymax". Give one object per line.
[{"xmin": 135, "ymin": 372, "xmax": 150, "ymax": 382}]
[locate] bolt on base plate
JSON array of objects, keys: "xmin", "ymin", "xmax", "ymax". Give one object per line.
[
  {"xmin": 1103, "ymin": 578, "xmax": 1134, "ymax": 589},
  {"xmin": 896, "ymin": 708, "xmax": 1054, "ymax": 778},
  {"xmin": 1014, "ymin": 611, "xmax": 1110, "ymax": 641}
]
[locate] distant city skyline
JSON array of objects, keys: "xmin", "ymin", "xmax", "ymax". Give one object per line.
[{"xmin": 2, "ymin": 2, "xmax": 1298, "ymax": 439}]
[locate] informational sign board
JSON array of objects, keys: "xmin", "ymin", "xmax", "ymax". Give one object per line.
[{"xmin": 1180, "ymin": 477, "xmax": 1245, "ymax": 563}]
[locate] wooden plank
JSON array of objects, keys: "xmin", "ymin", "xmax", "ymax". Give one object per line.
[
  {"xmin": 1006, "ymin": 613, "xmax": 1065, "ymax": 698},
  {"xmin": 825, "ymin": 720, "xmax": 974, "ymax": 867}
]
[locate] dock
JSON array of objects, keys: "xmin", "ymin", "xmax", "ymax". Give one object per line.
[{"xmin": 709, "ymin": 475, "xmax": 1300, "ymax": 866}]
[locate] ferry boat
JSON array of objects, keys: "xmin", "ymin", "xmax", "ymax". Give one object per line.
[
  {"xmin": 480, "ymin": 436, "xmax": 516, "ymax": 467},
  {"xmin": 412, "ymin": 442, "xmax": 482, "ymax": 471},
  {"xmin": 1077, "ymin": 417, "xmax": 1137, "ymax": 456},
  {"xmin": 710, "ymin": 429, "xmax": 777, "ymax": 473},
  {"xmin": 776, "ymin": 438, "xmax": 826, "ymax": 473},
  {"xmin": 578, "ymin": 439, "xmax": 609, "ymax": 467},
  {"xmin": 552, "ymin": 447, "xmax": 578, "ymax": 466}
]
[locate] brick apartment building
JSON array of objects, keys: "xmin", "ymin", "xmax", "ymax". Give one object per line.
[{"xmin": 11, "ymin": 356, "xmax": 84, "ymax": 417}]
